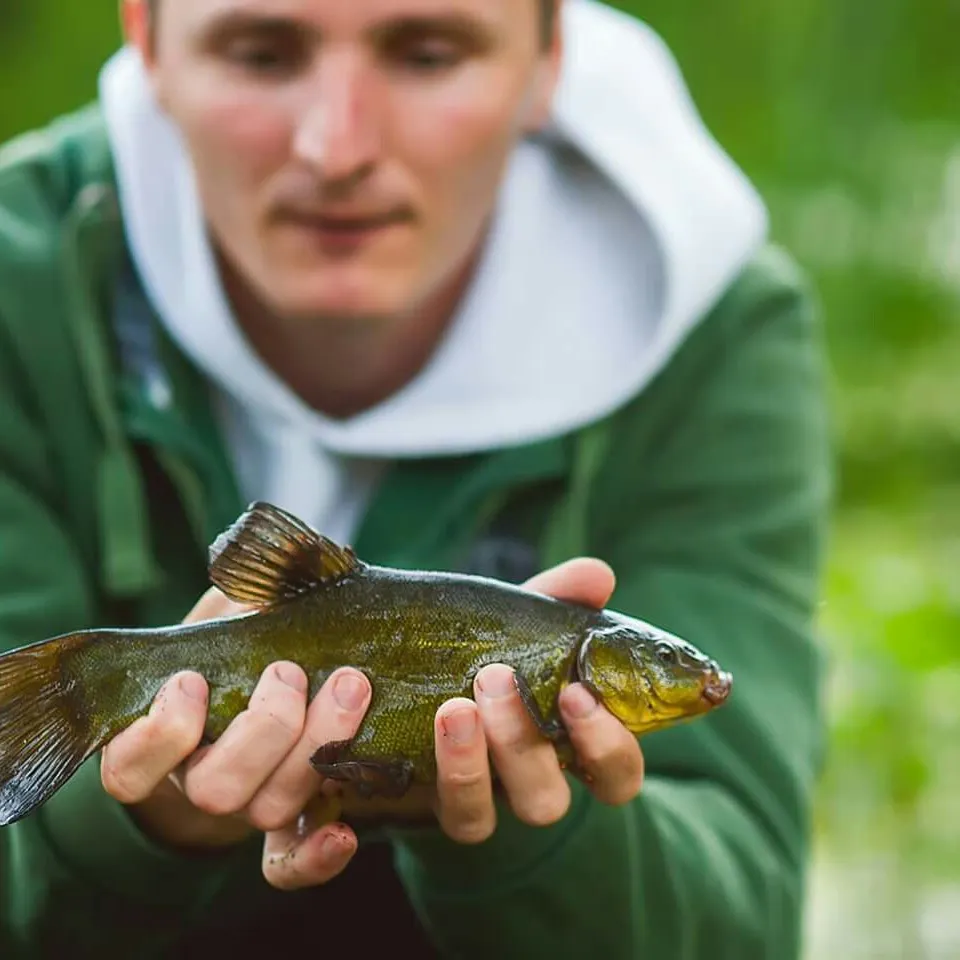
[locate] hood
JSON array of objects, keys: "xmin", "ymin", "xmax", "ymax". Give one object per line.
[{"xmin": 97, "ymin": 0, "xmax": 767, "ymax": 461}]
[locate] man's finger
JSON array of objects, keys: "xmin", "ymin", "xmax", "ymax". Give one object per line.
[
  {"xmin": 101, "ymin": 671, "xmax": 209, "ymax": 805},
  {"xmin": 523, "ymin": 557, "xmax": 616, "ymax": 609},
  {"xmin": 434, "ymin": 698, "xmax": 496, "ymax": 844},
  {"xmin": 182, "ymin": 662, "xmax": 308, "ymax": 817},
  {"xmin": 559, "ymin": 682, "xmax": 644, "ymax": 806},
  {"xmin": 262, "ymin": 822, "xmax": 358, "ymax": 891},
  {"xmin": 246, "ymin": 667, "xmax": 371, "ymax": 833},
  {"xmin": 183, "ymin": 586, "xmax": 254, "ymax": 624},
  {"xmin": 475, "ymin": 664, "xmax": 570, "ymax": 827}
]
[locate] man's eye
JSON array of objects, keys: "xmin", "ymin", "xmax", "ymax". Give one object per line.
[
  {"xmin": 224, "ymin": 41, "xmax": 303, "ymax": 77},
  {"xmin": 396, "ymin": 43, "xmax": 463, "ymax": 73}
]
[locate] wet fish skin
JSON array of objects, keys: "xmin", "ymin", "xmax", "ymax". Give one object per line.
[
  {"xmin": 0, "ymin": 502, "xmax": 732, "ymax": 828},
  {"xmin": 63, "ymin": 569, "xmax": 597, "ymax": 775}
]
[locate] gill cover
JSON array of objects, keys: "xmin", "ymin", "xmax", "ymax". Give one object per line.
[{"xmin": 577, "ymin": 616, "xmax": 731, "ymax": 735}]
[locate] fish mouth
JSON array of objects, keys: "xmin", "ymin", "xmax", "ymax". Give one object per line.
[{"xmin": 701, "ymin": 671, "xmax": 733, "ymax": 706}]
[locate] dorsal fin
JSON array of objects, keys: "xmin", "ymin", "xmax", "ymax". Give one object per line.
[{"xmin": 208, "ymin": 502, "xmax": 363, "ymax": 608}]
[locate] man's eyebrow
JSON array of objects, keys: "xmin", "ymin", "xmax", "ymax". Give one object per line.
[
  {"xmin": 197, "ymin": 11, "xmax": 314, "ymax": 42},
  {"xmin": 194, "ymin": 10, "xmax": 496, "ymax": 47},
  {"xmin": 370, "ymin": 14, "xmax": 497, "ymax": 43}
]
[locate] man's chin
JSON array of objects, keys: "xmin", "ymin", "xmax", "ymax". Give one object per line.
[{"xmin": 264, "ymin": 273, "xmax": 410, "ymax": 327}]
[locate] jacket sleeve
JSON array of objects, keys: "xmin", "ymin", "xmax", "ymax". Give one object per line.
[
  {"xmin": 389, "ymin": 248, "xmax": 832, "ymax": 959},
  {"xmin": 0, "ymin": 322, "xmax": 256, "ymax": 958}
]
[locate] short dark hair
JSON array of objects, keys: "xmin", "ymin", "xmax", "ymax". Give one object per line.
[{"xmin": 146, "ymin": 0, "xmax": 557, "ymax": 47}]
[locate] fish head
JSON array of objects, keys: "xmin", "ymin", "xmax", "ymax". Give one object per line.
[{"xmin": 577, "ymin": 613, "xmax": 732, "ymax": 736}]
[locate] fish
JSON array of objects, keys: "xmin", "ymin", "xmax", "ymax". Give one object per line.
[{"xmin": 0, "ymin": 501, "xmax": 732, "ymax": 829}]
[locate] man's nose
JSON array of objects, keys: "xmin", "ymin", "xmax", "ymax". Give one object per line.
[{"xmin": 292, "ymin": 55, "xmax": 381, "ymax": 186}]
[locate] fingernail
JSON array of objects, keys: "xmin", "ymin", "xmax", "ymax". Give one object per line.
[
  {"xmin": 442, "ymin": 706, "xmax": 477, "ymax": 745},
  {"xmin": 275, "ymin": 662, "xmax": 308, "ymax": 693},
  {"xmin": 333, "ymin": 672, "xmax": 368, "ymax": 711},
  {"xmin": 562, "ymin": 684, "xmax": 598, "ymax": 720},
  {"xmin": 178, "ymin": 673, "xmax": 207, "ymax": 702},
  {"xmin": 476, "ymin": 665, "xmax": 515, "ymax": 700}
]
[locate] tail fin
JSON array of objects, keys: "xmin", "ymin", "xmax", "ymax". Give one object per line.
[{"xmin": 0, "ymin": 633, "xmax": 98, "ymax": 827}]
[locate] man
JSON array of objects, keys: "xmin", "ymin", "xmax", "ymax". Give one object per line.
[{"xmin": 0, "ymin": 0, "xmax": 831, "ymax": 956}]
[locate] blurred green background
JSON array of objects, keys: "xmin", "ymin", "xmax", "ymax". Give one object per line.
[{"xmin": 1, "ymin": 2, "xmax": 957, "ymax": 957}]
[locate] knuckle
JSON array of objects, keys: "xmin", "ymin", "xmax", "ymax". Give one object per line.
[
  {"xmin": 485, "ymin": 716, "xmax": 536, "ymax": 754},
  {"xmin": 496, "ymin": 731, "xmax": 531, "ymax": 754},
  {"xmin": 574, "ymin": 721, "xmax": 640, "ymax": 767},
  {"xmin": 607, "ymin": 768, "xmax": 645, "ymax": 806},
  {"xmin": 249, "ymin": 809, "xmax": 290, "ymax": 834},
  {"xmin": 596, "ymin": 743, "xmax": 643, "ymax": 779},
  {"xmin": 138, "ymin": 703, "xmax": 202, "ymax": 757},
  {"xmin": 575, "ymin": 740, "xmax": 619, "ymax": 772},
  {"xmin": 581, "ymin": 747, "xmax": 644, "ymax": 805},
  {"xmin": 442, "ymin": 767, "xmax": 488, "ymax": 791},
  {"xmin": 247, "ymin": 795, "xmax": 298, "ymax": 833},
  {"xmin": 161, "ymin": 713, "xmax": 204, "ymax": 756},
  {"xmin": 516, "ymin": 788, "xmax": 570, "ymax": 827},
  {"xmin": 303, "ymin": 710, "xmax": 352, "ymax": 751},
  {"xmin": 185, "ymin": 780, "xmax": 244, "ymax": 818},
  {"xmin": 101, "ymin": 761, "xmax": 150, "ymax": 805},
  {"xmin": 130, "ymin": 715, "xmax": 166, "ymax": 749},
  {"xmin": 260, "ymin": 707, "xmax": 305, "ymax": 741},
  {"xmin": 239, "ymin": 706, "xmax": 304, "ymax": 746},
  {"xmin": 449, "ymin": 815, "xmax": 495, "ymax": 845}
]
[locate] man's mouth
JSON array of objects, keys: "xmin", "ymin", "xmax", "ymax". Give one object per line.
[
  {"xmin": 283, "ymin": 208, "xmax": 410, "ymax": 231},
  {"xmin": 276, "ymin": 208, "xmax": 412, "ymax": 251}
]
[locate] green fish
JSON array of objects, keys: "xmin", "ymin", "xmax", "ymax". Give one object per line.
[{"xmin": 0, "ymin": 501, "xmax": 732, "ymax": 827}]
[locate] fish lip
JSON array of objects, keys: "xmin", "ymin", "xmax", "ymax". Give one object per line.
[{"xmin": 701, "ymin": 672, "xmax": 733, "ymax": 706}]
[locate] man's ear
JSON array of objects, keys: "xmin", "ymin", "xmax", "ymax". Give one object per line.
[
  {"xmin": 524, "ymin": 2, "xmax": 564, "ymax": 134},
  {"xmin": 121, "ymin": 0, "xmax": 154, "ymax": 66}
]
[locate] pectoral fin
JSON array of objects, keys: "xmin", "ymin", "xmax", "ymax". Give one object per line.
[
  {"xmin": 514, "ymin": 672, "xmax": 566, "ymax": 741},
  {"xmin": 208, "ymin": 501, "xmax": 364, "ymax": 608},
  {"xmin": 512, "ymin": 673, "xmax": 587, "ymax": 776},
  {"xmin": 310, "ymin": 740, "xmax": 414, "ymax": 800}
]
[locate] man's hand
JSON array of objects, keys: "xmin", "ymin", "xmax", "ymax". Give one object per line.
[
  {"xmin": 100, "ymin": 558, "xmax": 639, "ymax": 889},
  {"xmin": 433, "ymin": 557, "xmax": 645, "ymax": 844},
  {"xmin": 99, "ymin": 588, "xmax": 370, "ymax": 890}
]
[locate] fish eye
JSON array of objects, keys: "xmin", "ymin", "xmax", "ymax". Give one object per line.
[{"xmin": 656, "ymin": 643, "xmax": 679, "ymax": 665}]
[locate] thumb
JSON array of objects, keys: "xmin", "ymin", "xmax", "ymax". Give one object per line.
[
  {"xmin": 183, "ymin": 586, "xmax": 255, "ymax": 624},
  {"xmin": 523, "ymin": 557, "xmax": 616, "ymax": 610}
]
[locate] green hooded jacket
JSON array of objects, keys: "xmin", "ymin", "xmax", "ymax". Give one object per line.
[{"xmin": 0, "ymin": 105, "xmax": 832, "ymax": 959}]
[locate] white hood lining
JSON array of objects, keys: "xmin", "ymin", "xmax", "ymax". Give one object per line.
[{"xmin": 98, "ymin": 0, "xmax": 767, "ymax": 535}]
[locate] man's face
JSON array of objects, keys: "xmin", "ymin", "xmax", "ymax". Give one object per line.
[{"xmin": 132, "ymin": 0, "xmax": 561, "ymax": 323}]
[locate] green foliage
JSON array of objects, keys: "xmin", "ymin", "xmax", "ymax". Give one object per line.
[
  {"xmin": 0, "ymin": 5, "xmax": 120, "ymax": 137},
  {"xmin": 612, "ymin": 3, "xmax": 960, "ymax": 954},
  {"xmin": 1, "ymin": 1, "xmax": 957, "ymax": 955}
]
